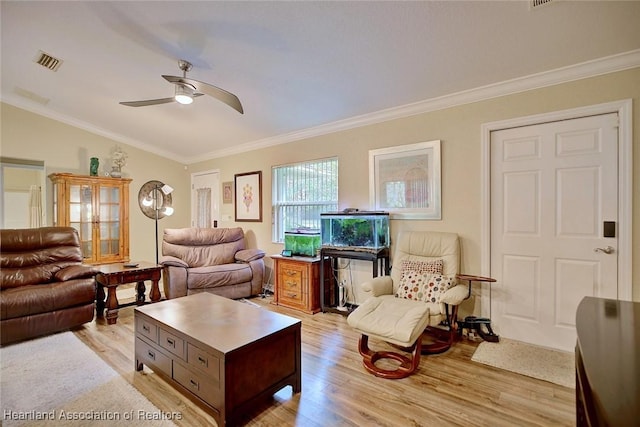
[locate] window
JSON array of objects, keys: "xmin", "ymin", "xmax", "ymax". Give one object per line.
[{"xmin": 272, "ymin": 157, "xmax": 338, "ymax": 242}]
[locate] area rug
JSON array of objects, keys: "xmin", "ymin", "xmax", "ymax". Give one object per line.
[
  {"xmin": 471, "ymin": 338, "xmax": 575, "ymax": 388},
  {"xmin": 0, "ymin": 332, "xmax": 177, "ymax": 426}
]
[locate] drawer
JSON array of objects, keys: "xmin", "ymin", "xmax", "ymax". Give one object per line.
[
  {"xmin": 173, "ymin": 360, "xmax": 222, "ymax": 408},
  {"xmin": 135, "ymin": 337, "xmax": 171, "ymax": 377},
  {"xmin": 279, "ymin": 276, "xmax": 304, "ymax": 301},
  {"xmin": 136, "ymin": 318, "xmax": 158, "ymax": 343},
  {"xmin": 280, "ymin": 263, "xmax": 304, "ymax": 281},
  {"xmin": 127, "ymin": 272, "xmax": 152, "ymax": 282},
  {"xmin": 187, "ymin": 343, "xmax": 220, "ymax": 381},
  {"xmin": 159, "ymin": 328, "xmax": 185, "ymax": 359}
]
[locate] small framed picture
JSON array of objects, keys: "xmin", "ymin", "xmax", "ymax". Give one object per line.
[{"xmin": 222, "ymin": 181, "xmax": 233, "ymax": 204}]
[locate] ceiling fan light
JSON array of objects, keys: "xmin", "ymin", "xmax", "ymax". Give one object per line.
[{"xmin": 174, "ymin": 85, "xmax": 194, "ymax": 105}]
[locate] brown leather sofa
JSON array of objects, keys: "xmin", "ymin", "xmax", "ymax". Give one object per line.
[
  {"xmin": 0, "ymin": 227, "xmax": 98, "ymax": 345},
  {"xmin": 161, "ymin": 227, "xmax": 265, "ymax": 300}
]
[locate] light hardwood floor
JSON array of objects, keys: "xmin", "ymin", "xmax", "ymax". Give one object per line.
[{"xmin": 74, "ymin": 294, "xmax": 575, "ymax": 426}]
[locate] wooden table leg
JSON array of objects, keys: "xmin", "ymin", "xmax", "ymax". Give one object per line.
[
  {"xmin": 105, "ymin": 286, "xmax": 119, "ymax": 324},
  {"xmin": 149, "ymin": 278, "xmax": 161, "ymax": 302},
  {"xmin": 136, "ymin": 281, "xmax": 147, "ymax": 305},
  {"xmin": 96, "ymin": 284, "xmax": 105, "ymax": 317}
]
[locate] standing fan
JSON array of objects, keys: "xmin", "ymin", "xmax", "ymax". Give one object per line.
[{"xmin": 120, "ymin": 60, "xmax": 243, "ymax": 114}]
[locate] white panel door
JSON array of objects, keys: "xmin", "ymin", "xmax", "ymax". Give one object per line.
[
  {"xmin": 490, "ymin": 113, "xmax": 618, "ymax": 352},
  {"xmin": 191, "ymin": 171, "xmax": 220, "ymax": 228}
]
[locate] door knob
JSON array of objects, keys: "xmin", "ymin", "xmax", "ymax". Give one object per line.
[{"xmin": 594, "ymin": 246, "xmax": 614, "ymax": 254}]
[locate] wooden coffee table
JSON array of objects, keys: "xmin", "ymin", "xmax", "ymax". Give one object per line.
[
  {"xmin": 134, "ymin": 293, "xmax": 301, "ymax": 426},
  {"xmin": 95, "ymin": 261, "xmax": 162, "ymax": 324}
]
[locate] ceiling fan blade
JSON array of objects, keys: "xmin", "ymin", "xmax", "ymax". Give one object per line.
[
  {"xmin": 119, "ymin": 93, "xmax": 203, "ymax": 107},
  {"xmin": 119, "ymin": 97, "xmax": 176, "ymax": 107},
  {"xmin": 163, "ymin": 75, "xmax": 244, "ymax": 114}
]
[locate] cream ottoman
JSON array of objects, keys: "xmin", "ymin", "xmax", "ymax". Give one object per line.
[{"xmin": 347, "ymin": 296, "xmax": 430, "ymax": 379}]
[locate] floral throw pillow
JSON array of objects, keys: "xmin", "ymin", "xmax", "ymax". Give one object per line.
[
  {"xmin": 399, "ymin": 259, "xmax": 443, "ymax": 278},
  {"xmin": 395, "ymin": 273, "xmax": 455, "ymax": 304}
]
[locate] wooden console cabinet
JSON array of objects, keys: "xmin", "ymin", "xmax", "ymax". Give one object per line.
[{"xmin": 272, "ymin": 255, "xmax": 331, "ymax": 314}]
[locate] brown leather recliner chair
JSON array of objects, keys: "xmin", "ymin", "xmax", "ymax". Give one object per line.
[
  {"xmin": 161, "ymin": 227, "xmax": 265, "ymax": 300},
  {"xmin": 0, "ymin": 227, "xmax": 98, "ymax": 345}
]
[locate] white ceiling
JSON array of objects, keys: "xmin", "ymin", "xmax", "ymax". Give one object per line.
[{"xmin": 2, "ymin": 1, "xmax": 640, "ymax": 164}]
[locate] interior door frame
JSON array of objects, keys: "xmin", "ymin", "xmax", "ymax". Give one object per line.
[
  {"xmin": 191, "ymin": 168, "xmax": 221, "ymax": 228},
  {"xmin": 480, "ymin": 99, "xmax": 633, "ymax": 317}
]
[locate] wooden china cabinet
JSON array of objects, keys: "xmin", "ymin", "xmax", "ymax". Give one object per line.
[{"xmin": 49, "ymin": 173, "xmax": 131, "ymax": 264}]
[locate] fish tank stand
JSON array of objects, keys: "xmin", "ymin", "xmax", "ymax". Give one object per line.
[{"xmin": 319, "ymin": 247, "xmax": 390, "ymax": 316}]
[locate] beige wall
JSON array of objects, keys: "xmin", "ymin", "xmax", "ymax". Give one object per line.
[
  {"xmin": 0, "ymin": 104, "xmax": 191, "ymax": 262},
  {"xmin": 2, "ymin": 67, "xmax": 638, "ymax": 307},
  {"xmin": 189, "ymin": 67, "xmax": 640, "ymax": 304}
]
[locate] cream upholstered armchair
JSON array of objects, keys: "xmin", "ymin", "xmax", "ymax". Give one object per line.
[{"xmin": 347, "ymin": 231, "xmax": 468, "ymax": 378}]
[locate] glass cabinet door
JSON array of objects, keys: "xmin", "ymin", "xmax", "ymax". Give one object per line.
[
  {"xmin": 68, "ymin": 183, "xmax": 94, "ymax": 261},
  {"xmin": 98, "ymin": 184, "xmax": 121, "ymax": 258}
]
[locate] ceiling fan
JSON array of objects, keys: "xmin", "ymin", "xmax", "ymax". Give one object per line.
[{"xmin": 119, "ymin": 59, "xmax": 243, "ymax": 114}]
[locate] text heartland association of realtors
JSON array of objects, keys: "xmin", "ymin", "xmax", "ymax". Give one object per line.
[{"xmin": 2, "ymin": 409, "xmax": 182, "ymax": 421}]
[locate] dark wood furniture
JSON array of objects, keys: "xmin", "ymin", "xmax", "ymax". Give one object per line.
[
  {"xmin": 95, "ymin": 261, "xmax": 162, "ymax": 324},
  {"xmin": 135, "ymin": 293, "xmax": 301, "ymax": 427},
  {"xmin": 319, "ymin": 247, "xmax": 389, "ymax": 314},
  {"xmin": 271, "ymin": 254, "xmax": 329, "ymax": 314},
  {"xmin": 575, "ymin": 297, "xmax": 640, "ymax": 427}
]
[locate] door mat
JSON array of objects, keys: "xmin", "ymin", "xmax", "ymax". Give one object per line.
[{"xmin": 471, "ymin": 338, "xmax": 575, "ymax": 388}]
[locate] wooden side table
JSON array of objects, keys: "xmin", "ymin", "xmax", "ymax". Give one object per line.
[
  {"xmin": 455, "ymin": 274, "xmax": 499, "ymax": 342},
  {"xmin": 271, "ymin": 255, "xmax": 329, "ymax": 314},
  {"xmin": 95, "ymin": 261, "xmax": 162, "ymax": 324}
]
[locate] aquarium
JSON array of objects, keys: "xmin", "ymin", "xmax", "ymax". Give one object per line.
[
  {"xmin": 284, "ymin": 229, "xmax": 321, "ymax": 257},
  {"xmin": 321, "ymin": 211, "xmax": 389, "ymax": 251}
]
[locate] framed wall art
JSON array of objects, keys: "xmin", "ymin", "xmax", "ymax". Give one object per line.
[
  {"xmin": 222, "ymin": 181, "xmax": 233, "ymax": 204},
  {"xmin": 234, "ymin": 171, "xmax": 262, "ymax": 222},
  {"xmin": 369, "ymin": 140, "xmax": 441, "ymax": 220}
]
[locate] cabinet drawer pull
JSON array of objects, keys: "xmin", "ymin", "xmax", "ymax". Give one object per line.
[
  {"xmin": 285, "ymin": 270, "xmax": 297, "ymax": 276},
  {"xmin": 198, "ymin": 356, "xmax": 207, "ymax": 366},
  {"xmin": 143, "ymin": 325, "xmax": 150, "ymax": 333},
  {"xmin": 167, "ymin": 338, "xmax": 175, "ymax": 347},
  {"xmin": 189, "ymin": 379, "xmax": 199, "ymax": 390},
  {"xmin": 147, "ymin": 350, "xmax": 155, "ymax": 360},
  {"xmin": 286, "ymin": 292, "xmax": 297, "ymax": 298}
]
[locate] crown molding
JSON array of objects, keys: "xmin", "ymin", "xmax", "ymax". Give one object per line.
[
  {"xmin": 195, "ymin": 49, "xmax": 640, "ymax": 161},
  {"xmin": 0, "ymin": 95, "xmax": 189, "ymax": 163},
  {"xmin": 4, "ymin": 49, "xmax": 639, "ymax": 164}
]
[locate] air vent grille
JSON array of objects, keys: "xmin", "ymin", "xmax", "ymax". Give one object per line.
[
  {"xmin": 530, "ymin": 0, "xmax": 554, "ymax": 9},
  {"xmin": 34, "ymin": 51, "xmax": 63, "ymax": 71}
]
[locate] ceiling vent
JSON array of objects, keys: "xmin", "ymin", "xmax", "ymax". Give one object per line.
[
  {"xmin": 530, "ymin": 0, "xmax": 554, "ymax": 9},
  {"xmin": 34, "ymin": 50, "xmax": 63, "ymax": 72}
]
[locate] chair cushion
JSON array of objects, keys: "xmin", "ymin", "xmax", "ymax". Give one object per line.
[
  {"xmin": 0, "ymin": 279, "xmax": 96, "ymax": 320},
  {"xmin": 347, "ymin": 295, "xmax": 431, "ymax": 347},
  {"xmin": 162, "ymin": 227, "xmax": 246, "ymax": 267},
  {"xmin": 399, "ymin": 259, "xmax": 443, "ymax": 276},
  {"xmin": 187, "ymin": 263, "xmax": 253, "ymax": 290},
  {"xmin": 395, "ymin": 273, "xmax": 455, "ymax": 304}
]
